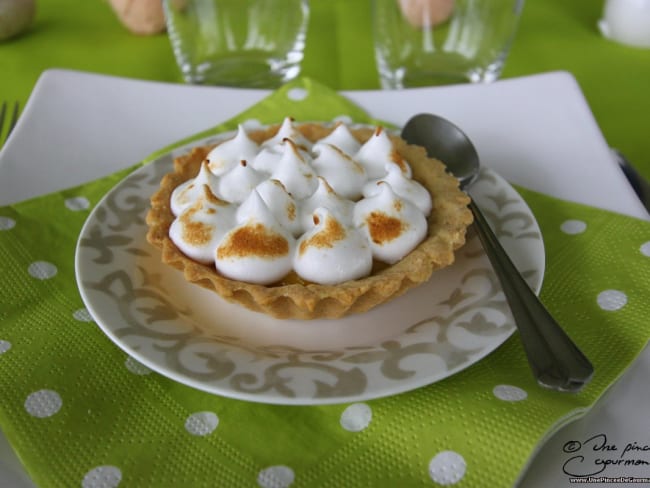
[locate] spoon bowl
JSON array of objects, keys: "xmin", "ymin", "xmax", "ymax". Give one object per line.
[
  {"xmin": 401, "ymin": 113, "xmax": 594, "ymax": 393},
  {"xmin": 402, "ymin": 113, "xmax": 480, "ymax": 189}
]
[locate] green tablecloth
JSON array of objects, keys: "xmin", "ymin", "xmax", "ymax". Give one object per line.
[
  {"xmin": 1, "ymin": 0, "xmax": 650, "ymax": 178},
  {"xmin": 1, "ymin": 78, "xmax": 649, "ymax": 488},
  {"xmin": 2, "ymin": 2, "xmax": 650, "ymax": 487}
]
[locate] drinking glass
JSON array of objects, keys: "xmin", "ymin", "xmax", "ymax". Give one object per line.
[
  {"xmin": 163, "ymin": 0, "xmax": 310, "ymax": 88},
  {"xmin": 372, "ymin": 0, "xmax": 525, "ymax": 89}
]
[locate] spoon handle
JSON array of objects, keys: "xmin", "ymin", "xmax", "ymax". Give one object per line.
[{"xmin": 469, "ymin": 199, "xmax": 594, "ymax": 392}]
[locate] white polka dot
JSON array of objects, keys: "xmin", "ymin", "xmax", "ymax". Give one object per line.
[
  {"xmin": 560, "ymin": 220, "xmax": 587, "ymax": 235},
  {"xmin": 82, "ymin": 466, "xmax": 122, "ymax": 488},
  {"xmin": 28, "ymin": 261, "xmax": 58, "ymax": 280},
  {"xmin": 340, "ymin": 403, "xmax": 372, "ymax": 432},
  {"xmin": 73, "ymin": 308, "xmax": 94, "ymax": 322},
  {"xmin": 640, "ymin": 241, "xmax": 650, "ymax": 257},
  {"xmin": 0, "ymin": 216, "xmax": 16, "ymax": 230},
  {"xmin": 125, "ymin": 356, "xmax": 152, "ymax": 375},
  {"xmin": 286, "ymin": 87, "xmax": 308, "ymax": 101},
  {"xmin": 64, "ymin": 196, "xmax": 90, "ymax": 211},
  {"xmin": 428, "ymin": 451, "xmax": 466, "ymax": 485},
  {"xmin": 597, "ymin": 290, "xmax": 628, "ymax": 311},
  {"xmin": 0, "ymin": 340, "xmax": 11, "ymax": 354},
  {"xmin": 185, "ymin": 411, "xmax": 219, "ymax": 436},
  {"xmin": 493, "ymin": 384, "xmax": 527, "ymax": 401},
  {"xmin": 257, "ymin": 465, "xmax": 295, "ymax": 488},
  {"xmin": 24, "ymin": 389, "xmax": 62, "ymax": 418},
  {"xmin": 242, "ymin": 118, "xmax": 264, "ymax": 130},
  {"xmin": 332, "ymin": 115, "xmax": 353, "ymax": 125}
]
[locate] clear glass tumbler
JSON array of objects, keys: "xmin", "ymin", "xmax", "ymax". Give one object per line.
[
  {"xmin": 163, "ymin": 0, "xmax": 310, "ymax": 88},
  {"xmin": 372, "ymin": 0, "xmax": 525, "ymax": 89}
]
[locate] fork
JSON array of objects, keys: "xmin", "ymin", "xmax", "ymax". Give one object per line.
[
  {"xmin": 0, "ymin": 101, "xmax": 20, "ymax": 147},
  {"xmin": 612, "ymin": 148, "xmax": 650, "ymax": 214}
]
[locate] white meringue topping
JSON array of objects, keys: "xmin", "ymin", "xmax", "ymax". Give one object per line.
[
  {"xmin": 294, "ymin": 207, "xmax": 373, "ymax": 285},
  {"xmin": 252, "ymin": 142, "xmax": 311, "ymax": 175},
  {"xmin": 169, "ymin": 121, "xmax": 433, "ymax": 285},
  {"xmin": 170, "ymin": 161, "xmax": 221, "ymax": 216},
  {"xmin": 311, "ymin": 143, "xmax": 367, "ymax": 200},
  {"xmin": 353, "ymin": 182, "xmax": 428, "ymax": 264},
  {"xmin": 354, "ymin": 127, "xmax": 411, "ymax": 179},
  {"xmin": 218, "ymin": 160, "xmax": 265, "ymax": 204},
  {"xmin": 215, "ymin": 191, "xmax": 295, "ymax": 285},
  {"xmin": 298, "ymin": 177, "xmax": 354, "ymax": 232},
  {"xmin": 206, "ymin": 124, "xmax": 259, "ymax": 176},
  {"xmin": 269, "ymin": 139, "xmax": 318, "ymax": 199},
  {"xmin": 169, "ymin": 186, "xmax": 235, "ymax": 264},
  {"xmin": 251, "ymin": 144, "xmax": 282, "ymax": 174},
  {"xmin": 245, "ymin": 179, "xmax": 302, "ymax": 237},
  {"xmin": 363, "ymin": 162, "xmax": 432, "ymax": 215},
  {"xmin": 262, "ymin": 117, "xmax": 312, "ymax": 150},
  {"xmin": 313, "ymin": 122, "xmax": 361, "ymax": 155}
]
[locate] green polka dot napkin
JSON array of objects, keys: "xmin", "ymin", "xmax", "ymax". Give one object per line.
[{"xmin": 1, "ymin": 79, "xmax": 650, "ymax": 488}]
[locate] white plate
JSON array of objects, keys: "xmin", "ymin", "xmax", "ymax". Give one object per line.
[{"xmin": 75, "ymin": 137, "xmax": 544, "ymax": 405}]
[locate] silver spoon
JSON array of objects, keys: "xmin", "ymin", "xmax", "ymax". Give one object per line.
[{"xmin": 401, "ymin": 113, "xmax": 594, "ymax": 393}]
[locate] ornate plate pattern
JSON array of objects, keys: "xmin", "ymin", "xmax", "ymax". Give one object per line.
[{"xmin": 75, "ymin": 141, "xmax": 544, "ymax": 405}]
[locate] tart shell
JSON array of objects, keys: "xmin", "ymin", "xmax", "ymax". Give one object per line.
[{"xmin": 146, "ymin": 123, "xmax": 473, "ymax": 320}]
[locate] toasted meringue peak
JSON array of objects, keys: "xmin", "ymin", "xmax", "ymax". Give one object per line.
[
  {"xmin": 243, "ymin": 179, "xmax": 301, "ymax": 237},
  {"xmin": 250, "ymin": 144, "xmax": 282, "ymax": 174},
  {"xmin": 314, "ymin": 122, "xmax": 361, "ymax": 155},
  {"xmin": 311, "ymin": 143, "xmax": 368, "ymax": 200},
  {"xmin": 215, "ymin": 191, "xmax": 295, "ymax": 285},
  {"xmin": 218, "ymin": 160, "xmax": 265, "ymax": 204},
  {"xmin": 354, "ymin": 127, "xmax": 411, "ymax": 179},
  {"xmin": 294, "ymin": 207, "xmax": 372, "ymax": 285},
  {"xmin": 170, "ymin": 161, "xmax": 221, "ymax": 216},
  {"xmin": 198, "ymin": 183, "xmax": 229, "ymax": 206},
  {"xmin": 363, "ymin": 162, "xmax": 432, "ymax": 215},
  {"xmin": 169, "ymin": 185, "xmax": 235, "ymax": 264},
  {"xmin": 263, "ymin": 117, "xmax": 312, "ymax": 151},
  {"xmin": 299, "ymin": 176, "xmax": 355, "ymax": 232},
  {"xmin": 353, "ymin": 182, "xmax": 428, "ymax": 264},
  {"xmin": 207, "ymin": 125, "xmax": 259, "ymax": 175},
  {"xmin": 251, "ymin": 141, "xmax": 310, "ymax": 174},
  {"xmin": 269, "ymin": 139, "xmax": 318, "ymax": 199}
]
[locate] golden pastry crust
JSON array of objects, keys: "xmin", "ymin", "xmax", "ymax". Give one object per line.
[{"xmin": 146, "ymin": 123, "xmax": 473, "ymax": 319}]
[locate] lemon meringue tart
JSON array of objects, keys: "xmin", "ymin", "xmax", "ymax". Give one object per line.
[{"xmin": 146, "ymin": 118, "xmax": 473, "ymax": 319}]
